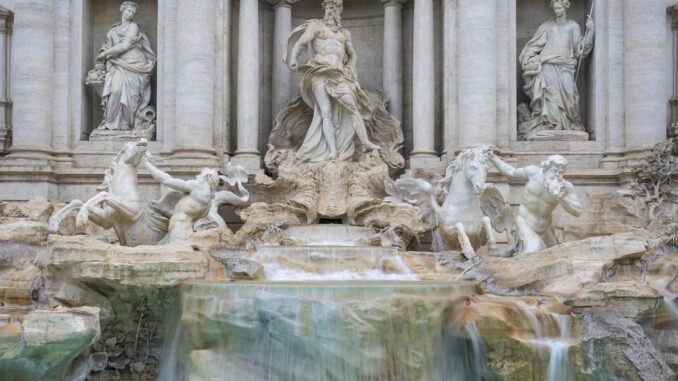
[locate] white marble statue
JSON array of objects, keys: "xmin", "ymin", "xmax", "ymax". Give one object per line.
[
  {"xmin": 518, "ymin": 0, "xmax": 594, "ymax": 140},
  {"xmin": 143, "ymin": 161, "xmax": 250, "ymax": 243},
  {"xmin": 48, "ymin": 139, "xmax": 182, "ymax": 247},
  {"xmin": 385, "ymin": 147, "xmax": 511, "ymax": 262},
  {"xmin": 283, "ymin": 0, "xmax": 380, "ymax": 162},
  {"xmin": 87, "ymin": 1, "xmax": 156, "ymax": 137},
  {"xmin": 489, "ymin": 153, "xmax": 582, "ymax": 255},
  {"xmin": 266, "ymin": 0, "xmax": 405, "ymax": 172}
]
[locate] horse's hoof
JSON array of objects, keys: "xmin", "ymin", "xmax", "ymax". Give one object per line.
[{"xmin": 488, "ymin": 246, "xmax": 499, "ymax": 257}]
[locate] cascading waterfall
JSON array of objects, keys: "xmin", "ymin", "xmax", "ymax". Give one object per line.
[
  {"xmin": 523, "ymin": 303, "xmax": 575, "ymax": 381},
  {"xmin": 664, "ymin": 296, "xmax": 678, "ymax": 323},
  {"xmin": 544, "ymin": 314, "xmax": 573, "ymax": 381},
  {"xmin": 159, "ymin": 225, "xmax": 578, "ymax": 380},
  {"xmin": 159, "ymin": 281, "xmax": 491, "ymax": 381}
]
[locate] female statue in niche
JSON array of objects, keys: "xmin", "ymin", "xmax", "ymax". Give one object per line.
[
  {"xmin": 88, "ymin": 1, "xmax": 156, "ymax": 136},
  {"xmin": 518, "ymin": 0, "xmax": 594, "ymax": 141}
]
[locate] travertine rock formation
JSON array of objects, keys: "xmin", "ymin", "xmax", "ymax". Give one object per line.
[{"xmin": 0, "ymin": 307, "xmax": 100, "ymax": 381}]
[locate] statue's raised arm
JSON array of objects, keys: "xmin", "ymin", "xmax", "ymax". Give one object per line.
[{"xmin": 490, "ymin": 154, "xmax": 581, "ymax": 255}]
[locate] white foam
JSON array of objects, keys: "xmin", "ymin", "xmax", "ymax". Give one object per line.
[{"xmin": 262, "ymin": 261, "xmax": 419, "ymax": 281}]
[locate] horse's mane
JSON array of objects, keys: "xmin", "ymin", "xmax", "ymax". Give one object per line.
[
  {"xmin": 97, "ymin": 143, "xmax": 132, "ymax": 192},
  {"xmin": 438, "ymin": 148, "xmax": 490, "ymax": 198}
]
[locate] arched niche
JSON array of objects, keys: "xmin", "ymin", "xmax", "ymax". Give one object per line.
[
  {"xmin": 81, "ymin": 0, "xmax": 158, "ymax": 140},
  {"xmin": 515, "ymin": 0, "xmax": 594, "ymax": 141}
]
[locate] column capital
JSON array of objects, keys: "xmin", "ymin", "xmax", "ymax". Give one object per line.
[
  {"xmin": 670, "ymin": 4, "xmax": 678, "ymax": 18},
  {"xmin": 670, "ymin": 4, "xmax": 678, "ymax": 29},
  {"xmin": 267, "ymin": 0, "xmax": 299, "ymax": 9},
  {"xmin": 0, "ymin": 8, "xmax": 12, "ymax": 34},
  {"xmin": 381, "ymin": 0, "xmax": 407, "ymax": 8}
]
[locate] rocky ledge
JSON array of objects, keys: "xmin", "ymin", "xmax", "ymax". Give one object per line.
[{"xmin": 0, "ymin": 306, "xmax": 100, "ymax": 381}]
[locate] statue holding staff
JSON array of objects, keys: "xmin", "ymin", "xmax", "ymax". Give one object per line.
[{"xmin": 519, "ymin": 0, "xmax": 594, "ymax": 140}]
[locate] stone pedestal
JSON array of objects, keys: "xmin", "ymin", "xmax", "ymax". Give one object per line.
[
  {"xmin": 240, "ymin": 151, "xmax": 424, "ymax": 236},
  {"xmin": 526, "ymin": 130, "xmax": 590, "ymax": 142},
  {"xmin": 89, "ymin": 128, "xmax": 155, "ymax": 142},
  {"xmin": 408, "ymin": 155, "xmax": 445, "ymax": 174}
]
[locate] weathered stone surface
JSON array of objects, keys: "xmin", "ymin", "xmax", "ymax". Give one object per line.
[
  {"xmin": 0, "ymin": 237, "xmax": 46, "ymax": 305},
  {"xmin": 0, "ymin": 220, "xmax": 48, "ymax": 246},
  {"xmin": 3, "ymin": 197, "xmax": 54, "ymax": 224},
  {"xmin": 0, "ymin": 307, "xmax": 100, "ymax": 381},
  {"xmin": 189, "ymin": 227, "xmax": 238, "ymax": 251},
  {"xmin": 0, "ymin": 266, "xmax": 42, "ymax": 302},
  {"xmin": 476, "ymin": 233, "xmax": 649, "ymax": 296},
  {"xmin": 216, "ymin": 256, "xmax": 264, "ymax": 280},
  {"xmin": 240, "ymin": 151, "xmax": 424, "ymax": 243},
  {"xmin": 566, "ymin": 282, "xmax": 660, "ymax": 319},
  {"xmin": 38, "ymin": 235, "xmax": 210, "ymax": 287},
  {"xmin": 571, "ymin": 309, "xmax": 675, "ymax": 381}
]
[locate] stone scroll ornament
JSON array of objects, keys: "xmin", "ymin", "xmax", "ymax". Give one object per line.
[
  {"xmin": 517, "ymin": 0, "xmax": 594, "ymax": 141},
  {"xmin": 385, "ymin": 147, "xmax": 512, "ymax": 262},
  {"xmin": 86, "ymin": 1, "xmax": 157, "ymax": 141}
]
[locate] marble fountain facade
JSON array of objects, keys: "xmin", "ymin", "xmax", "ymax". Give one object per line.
[{"xmin": 0, "ymin": 0, "xmax": 677, "ymax": 380}]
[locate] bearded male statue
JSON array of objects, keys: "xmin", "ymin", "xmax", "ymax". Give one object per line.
[
  {"xmin": 266, "ymin": 0, "xmax": 404, "ymax": 171},
  {"xmin": 518, "ymin": 0, "xmax": 594, "ymax": 141},
  {"xmin": 489, "ymin": 153, "xmax": 582, "ymax": 255}
]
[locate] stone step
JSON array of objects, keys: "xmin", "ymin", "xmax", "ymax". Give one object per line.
[
  {"xmin": 280, "ymin": 224, "xmax": 377, "ymax": 245},
  {"xmin": 246, "ymin": 245, "xmax": 403, "ymax": 273}
]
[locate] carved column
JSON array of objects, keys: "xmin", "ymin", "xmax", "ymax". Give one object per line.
[
  {"xmin": 233, "ymin": 0, "xmax": 261, "ymax": 170},
  {"xmin": 270, "ymin": 0, "xmax": 297, "ymax": 118},
  {"xmin": 0, "ymin": 8, "xmax": 11, "ymax": 153},
  {"xmin": 410, "ymin": 0, "xmax": 437, "ymax": 169},
  {"xmin": 624, "ymin": 0, "xmax": 667, "ymax": 150},
  {"xmin": 7, "ymin": 0, "xmax": 54, "ymax": 161},
  {"xmin": 457, "ymin": 0, "xmax": 496, "ymax": 149},
  {"xmin": 442, "ymin": 0, "xmax": 457, "ymax": 158},
  {"xmin": 171, "ymin": 0, "xmax": 218, "ymax": 163},
  {"xmin": 669, "ymin": 5, "xmax": 678, "ymax": 139},
  {"xmin": 381, "ymin": 0, "xmax": 405, "ymax": 121}
]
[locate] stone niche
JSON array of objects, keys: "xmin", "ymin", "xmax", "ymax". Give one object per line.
[
  {"xmin": 516, "ymin": 0, "xmax": 593, "ymax": 141},
  {"xmin": 233, "ymin": 0, "xmax": 442, "ymax": 160},
  {"xmin": 81, "ymin": 0, "xmax": 158, "ymax": 141}
]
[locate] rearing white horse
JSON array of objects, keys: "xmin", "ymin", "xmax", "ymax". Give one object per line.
[
  {"xmin": 49, "ymin": 139, "xmax": 181, "ymax": 246},
  {"xmin": 385, "ymin": 147, "xmax": 511, "ymax": 261}
]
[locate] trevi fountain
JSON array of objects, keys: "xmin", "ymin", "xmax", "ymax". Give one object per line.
[{"xmin": 0, "ymin": 0, "xmax": 678, "ymax": 380}]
